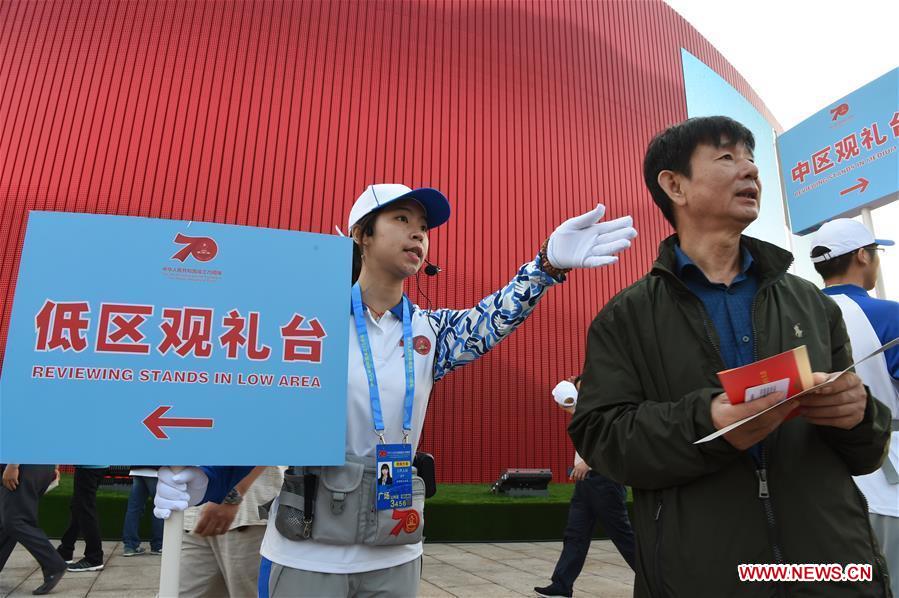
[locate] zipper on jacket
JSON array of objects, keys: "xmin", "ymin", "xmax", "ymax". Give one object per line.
[
  {"xmin": 756, "ymin": 445, "xmax": 787, "ymax": 597},
  {"xmin": 750, "ymin": 295, "xmax": 783, "ymax": 551},
  {"xmin": 758, "ymin": 446, "xmax": 783, "ymax": 564},
  {"xmin": 750, "ymin": 296, "xmax": 760, "ymax": 365},
  {"xmin": 689, "ymin": 295, "xmax": 726, "ymax": 373},
  {"xmin": 755, "ymin": 468, "xmax": 769, "ymax": 499},
  {"xmin": 702, "ymin": 316, "xmax": 723, "ymax": 368},
  {"xmin": 757, "ymin": 471, "xmax": 783, "ymax": 565},
  {"xmin": 653, "ymin": 498, "xmax": 665, "ymax": 598}
]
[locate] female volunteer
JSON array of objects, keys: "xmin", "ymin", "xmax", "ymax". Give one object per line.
[{"xmin": 154, "ymin": 184, "xmax": 637, "ymax": 597}]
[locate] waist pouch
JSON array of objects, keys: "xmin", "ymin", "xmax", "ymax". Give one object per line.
[{"xmin": 274, "ymin": 454, "xmax": 425, "ymax": 546}]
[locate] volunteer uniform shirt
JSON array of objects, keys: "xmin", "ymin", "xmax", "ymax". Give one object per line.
[
  {"xmin": 823, "ymin": 284, "xmax": 899, "ymax": 517},
  {"xmin": 822, "ymin": 285, "xmax": 899, "ymax": 379},
  {"xmin": 202, "ymin": 258, "xmax": 561, "ymax": 573}
]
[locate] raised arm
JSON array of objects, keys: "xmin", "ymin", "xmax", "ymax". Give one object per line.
[{"xmin": 430, "ymin": 203, "xmax": 636, "ymax": 381}]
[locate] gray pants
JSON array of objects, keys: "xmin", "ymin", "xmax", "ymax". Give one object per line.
[
  {"xmin": 266, "ymin": 557, "xmax": 421, "ymax": 598},
  {"xmin": 870, "ymin": 513, "xmax": 899, "ymax": 598}
]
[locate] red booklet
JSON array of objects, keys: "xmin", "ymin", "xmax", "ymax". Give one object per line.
[{"xmin": 718, "ymin": 345, "xmax": 814, "ymax": 406}]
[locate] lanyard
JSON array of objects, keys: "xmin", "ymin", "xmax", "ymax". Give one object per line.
[{"xmin": 351, "ymin": 283, "xmax": 415, "ymax": 443}]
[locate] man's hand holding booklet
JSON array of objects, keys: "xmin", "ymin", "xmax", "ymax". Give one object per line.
[
  {"xmin": 697, "ymin": 337, "xmax": 899, "ymax": 445},
  {"xmin": 719, "ymin": 345, "xmax": 815, "ymax": 412}
]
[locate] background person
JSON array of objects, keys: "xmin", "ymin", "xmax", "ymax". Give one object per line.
[
  {"xmin": 810, "ymin": 218, "xmax": 898, "ymax": 597},
  {"xmin": 535, "ymin": 376, "xmax": 636, "ymax": 598},
  {"xmin": 121, "ymin": 466, "xmax": 163, "ymax": 557},
  {"xmin": 0, "ymin": 464, "xmax": 67, "ymax": 595},
  {"xmin": 58, "ymin": 465, "xmax": 108, "ymax": 572},
  {"xmin": 180, "ymin": 466, "xmax": 284, "ymax": 598}
]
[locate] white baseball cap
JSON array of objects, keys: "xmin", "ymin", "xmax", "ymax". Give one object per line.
[
  {"xmin": 809, "ymin": 218, "xmax": 894, "ymax": 263},
  {"xmin": 347, "ymin": 184, "xmax": 451, "ymax": 233},
  {"xmin": 552, "ymin": 380, "xmax": 578, "ymax": 408}
]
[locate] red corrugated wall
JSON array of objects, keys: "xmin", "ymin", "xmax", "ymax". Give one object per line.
[{"xmin": 0, "ymin": 0, "xmax": 776, "ymax": 482}]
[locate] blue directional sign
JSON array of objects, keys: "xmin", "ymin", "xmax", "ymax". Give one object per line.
[
  {"xmin": 0, "ymin": 212, "xmax": 350, "ymax": 466},
  {"xmin": 777, "ymin": 68, "xmax": 898, "ymax": 234}
]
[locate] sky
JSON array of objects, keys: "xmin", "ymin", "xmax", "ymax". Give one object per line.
[{"xmin": 665, "ymin": 0, "xmax": 899, "ymax": 300}]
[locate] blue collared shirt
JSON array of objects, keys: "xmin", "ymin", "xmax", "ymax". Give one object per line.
[
  {"xmin": 675, "ymin": 243, "xmax": 761, "ymax": 462},
  {"xmin": 675, "ymin": 244, "xmax": 759, "ymax": 370},
  {"xmin": 822, "ymin": 284, "xmax": 899, "ymax": 380}
]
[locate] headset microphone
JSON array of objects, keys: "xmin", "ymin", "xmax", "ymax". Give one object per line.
[{"xmin": 424, "ymin": 260, "xmax": 441, "ymax": 276}]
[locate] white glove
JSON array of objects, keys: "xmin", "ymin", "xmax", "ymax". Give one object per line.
[
  {"xmin": 552, "ymin": 380, "xmax": 579, "ymax": 407},
  {"xmin": 153, "ymin": 466, "xmax": 209, "ymax": 519},
  {"xmin": 547, "ymin": 203, "xmax": 637, "ymax": 269}
]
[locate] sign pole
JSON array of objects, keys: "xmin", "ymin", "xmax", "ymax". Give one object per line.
[
  {"xmin": 861, "ymin": 207, "xmax": 888, "ymax": 299},
  {"xmin": 158, "ymin": 467, "xmax": 184, "ymax": 598}
]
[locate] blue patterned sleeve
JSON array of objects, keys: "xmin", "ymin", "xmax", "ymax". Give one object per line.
[{"xmin": 429, "ymin": 256, "xmax": 563, "ymax": 381}]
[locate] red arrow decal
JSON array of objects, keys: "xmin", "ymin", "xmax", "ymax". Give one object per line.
[
  {"xmin": 143, "ymin": 405, "xmax": 214, "ymax": 439},
  {"xmin": 839, "ymin": 177, "xmax": 869, "ymax": 196}
]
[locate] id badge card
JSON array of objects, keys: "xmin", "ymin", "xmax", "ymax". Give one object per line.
[{"xmin": 375, "ymin": 443, "xmax": 413, "ymax": 511}]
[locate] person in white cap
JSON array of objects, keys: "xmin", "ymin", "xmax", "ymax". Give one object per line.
[
  {"xmin": 154, "ymin": 183, "xmax": 638, "ymax": 597},
  {"xmin": 811, "ymin": 217, "xmax": 899, "ymax": 597},
  {"xmin": 535, "ymin": 376, "xmax": 635, "ymax": 598}
]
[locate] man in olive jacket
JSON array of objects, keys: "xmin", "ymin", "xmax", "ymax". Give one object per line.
[{"xmin": 569, "ymin": 116, "xmax": 892, "ymax": 597}]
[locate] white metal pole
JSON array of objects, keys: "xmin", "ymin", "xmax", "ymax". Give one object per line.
[
  {"xmin": 158, "ymin": 468, "xmax": 184, "ymax": 598},
  {"xmin": 861, "ymin": 208, "xmax": 887, "ymax": 299}
]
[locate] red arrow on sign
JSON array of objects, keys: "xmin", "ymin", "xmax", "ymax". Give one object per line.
[
  {"xmin": 143, "ymin": 405, "xmax": 214, "ymax": 439},
  {"xmin": 839, "ymin": 177, "xmax": 869, "ymax": 196}
]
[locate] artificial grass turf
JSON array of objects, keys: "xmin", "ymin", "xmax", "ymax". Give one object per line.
[
  {"xmin": 428, "ymin": 483, "xmax": 576, "ymax": 504},
  {"xmin": 423, "ymin": 484, "xmax": 634, "ymax": 541},
  {"xmin": 39, "ymin": 475, "xmax": 633, "ymax": 542},
  {"xmin": 428, "ymin": 482, "xmax": 633, "ymax": 504}
]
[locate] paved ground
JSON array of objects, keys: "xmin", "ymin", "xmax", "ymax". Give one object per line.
[{"xmin": 1, "ymin": 539, "xmax": 634, "ymax": 597}]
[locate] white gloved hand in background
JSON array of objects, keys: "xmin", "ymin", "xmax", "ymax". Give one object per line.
[
  {"xmin": 552, "ymin": 380, "xmax": 579, "ymax": 408},
  {"xmin": 153, "ymin": 466, "xmax": 209, "ymax": 519},
  {"xmin": 547, "ymin": 203, "xmax": 637, "ymax": 269}
]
